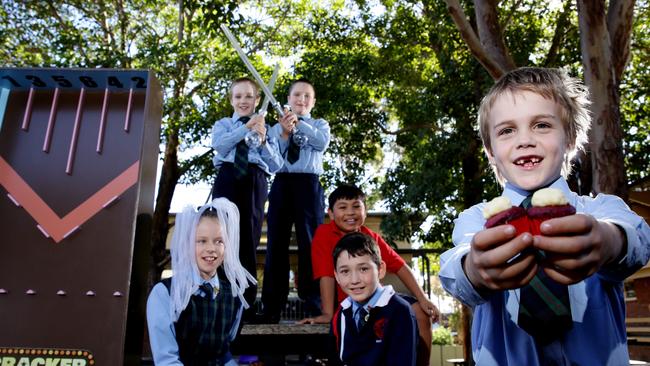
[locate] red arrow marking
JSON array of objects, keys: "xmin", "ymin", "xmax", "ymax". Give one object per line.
[{"xmin": 0, "ymin": 157, "xmax": 139, "ymax": 243}]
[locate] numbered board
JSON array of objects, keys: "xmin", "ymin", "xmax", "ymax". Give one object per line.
[{"xmin": 0, "ymin": 68, "xmax": 162, "ymax": 365}]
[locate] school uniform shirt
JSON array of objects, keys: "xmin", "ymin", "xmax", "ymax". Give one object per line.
[
  {"xmin": 311, "ymin": 221, "xmax": 406, "ymax": 302},
  {"xmin": 146, "ymin": 276, "xmax": 242, "ymax": 366},
  {"xmin": 267, "ymin": 113, "xmax": 330, "ymax": 174},
  {"xmin": 211, "ymin": 113, "xmax": 283, "ymax": 175},
  {"xmin": 331, "ymin": 285, "xmax": 417, "ymax": 366},
  {"xmin": 439, "ymin": 177, "xmax": 650, "ymax": 366}
]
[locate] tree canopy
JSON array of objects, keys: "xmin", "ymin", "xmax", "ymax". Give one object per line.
[{"xmin": 1, "ymin": 0, "xmax": 648, "ymax": 270}]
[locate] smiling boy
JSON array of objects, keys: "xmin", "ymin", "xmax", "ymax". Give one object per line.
[
  {"xmin": 261, "ymin": 79, "xmax": 331, "ymax": 322},
  {"xmin": 331, "ymin": 232, "xmax": 417, "ymax": 366},
  {"xmin": 439, "ymin": 67, "xmax": 650, "ymax": 365},
  {"xmin": 303, "ymin": 184, "xmax": 437, "ymax": 366},
  {"xmin": 211, "ymin": 77, "xmax": 283, "ymax": 317}
]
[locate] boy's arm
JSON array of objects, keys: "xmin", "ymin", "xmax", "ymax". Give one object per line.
[
  {"xmin": 386, "ymin": 302, "xmax": 417, "ymax": 366},
  {"xmin": 297, "ymin": 118, "xmax": 330, "ymax": 151},
  {"xmin": 300, "ymin": 276, "xmax": 336, "ymax": 324},
  {"xmin": 146, "ymin": 284, "xmax": 183, "ymax": 366},
  {"xmin": 211, "ymin": 118, "xmax": 248, "ymax": 156},
  {"xmin": 258, "ymin": 129, "xmax": 284, "ymax": 173},
  {"xmin": 534, "ymin": 192, "xmax": 650, "ymax": 284},
  {"xmin": 300, "ymin": 225, "xmax": 336, "ymax": 324},
  {"xmin": 395, "ymin": 266, "xmax": 439, "ymax": 321}
]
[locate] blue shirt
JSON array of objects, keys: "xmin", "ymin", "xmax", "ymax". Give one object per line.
[
  {"xmin": 439, "ymin": 177, "xmax": 650, "ymax": 365},
  {"xmin": 267, "ymin": 113, "xmax": 330, "ymax": 174},
  {"xmin": 146, "ymin": 276, "xmax": 242, "ymax": 366},
  {"xmin": 211, "ymin": 113, "xmax": 283, "ymax": 175},
  {"xmin": 351, "ymin": 284, "xmax": 385, "ymax": 324}
]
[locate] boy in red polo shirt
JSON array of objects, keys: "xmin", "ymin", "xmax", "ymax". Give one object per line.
[{"xmin": 301, "ymin": 184, "xmax": 439, "ymax": 366}]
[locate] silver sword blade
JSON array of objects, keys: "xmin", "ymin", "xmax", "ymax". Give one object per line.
[
  {"xmin": 220, "ymin": 24, "xmax": 284, "ymax": 117},
  {"xmin": 259, "ymin": 63, "xmax": 280, "ymax": 115}
]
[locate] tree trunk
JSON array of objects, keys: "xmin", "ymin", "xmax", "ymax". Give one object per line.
[
  {"xmin": 576, "ymin": 0, "xmax": 628, "ymax": 198},
  {"xmin": 149, "ymin": 132, "xmax": 181, "ymax": 287},
  {"xmin": 443, "ymin": 0, "xmax": 508, "ymax": 79},
  {"xmin": 474, "ymin": 0, "xmax": 517, "ymax": 72}
]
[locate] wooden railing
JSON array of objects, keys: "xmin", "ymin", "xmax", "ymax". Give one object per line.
[{"xmin": 627, "ymin": 317, "xmax": 650, "ymax": 344}]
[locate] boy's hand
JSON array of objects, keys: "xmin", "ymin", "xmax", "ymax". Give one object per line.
[
  {"xmin": 416, "ymin": 297, "xmax": 440, "ymax": 323},
  {"xmin": 464, "ymin": 225, "xmax": 538, "ymax": 292},
  {"xmin": 248, "ymin": 114, "xmax": 267, "ymax": 141},
  {"xmin": 533, "ymin": 214, "xmax": 625, "ymax": 285},
  {"xmin": 245, "ymin": 114, "xmax": 263, "ymax": 129},
  {"xmin": 279, "ymin": 111, "xmax": 298, "ymax": 136},
  {"xmin": 298, "ymin": 313, "xmax": 332, "ymax": 324}
]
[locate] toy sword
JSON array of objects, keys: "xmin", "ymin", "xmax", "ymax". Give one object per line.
[
  {"xmin": 220, "ymin": 24, "xmax": 285, "ymax": 118},
  {"xmin": 259, "ymin": 63, "xmax": 280, "ymax": 115}
]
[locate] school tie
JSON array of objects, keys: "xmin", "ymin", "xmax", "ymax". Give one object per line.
[
  {"xmin": 356, "ymin": 307, "xmax": 368, "ymax": 331},
  {"xmin": 233, "ymin": 116, "xmax": 251, "ymax": 179},
  {"xmin": 200, "ymin": 282, "xmax": 215, "ymax": 299},
  {"xmin": 517, "ymin": 194, "xmax": 572, "ymax": 344},
  {"xmin": 287, "ymin": 117, "xmax": 302, "ymax": 164}
]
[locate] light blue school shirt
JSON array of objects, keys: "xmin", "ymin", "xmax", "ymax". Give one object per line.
[
  {"xmin": 439, "ymin": 177, "xmax": 650, "ymax": 365},
  {"xmin": 350, "ymin": 284, "xmax": 386, "ymax": 325},
  {"xmin": 267, "ymin": 113, "xmax": 330, "ymax": 174},
  {"xmin": 146, "ymin": 276, "xmax": 242, "ymax": 366},
  {"xmin": 211, "ymin": 113, "xmax": 283, "ymax": 175}
]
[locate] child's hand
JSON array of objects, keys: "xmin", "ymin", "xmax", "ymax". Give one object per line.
[
  {"xmin": 279, "ymin": 111, "xmax": 298, "ymax": 136},
  {"xmin": 533, "ymin": 214, "xmax": 625, "ymax": 285},
  {"xmin": 245, "ymin": 115, "xmax": 260, "ymax": 129},
  {"xmin": 248, "ymin": 114, "xmax": 267, "ymax": 140},
  {"xmin": 464, "ymin": 225, "xmax": 538, "ymax": 292},
  {"xmin": 416, "ymin": 297, "xmax": 440, "ymax": 323}
]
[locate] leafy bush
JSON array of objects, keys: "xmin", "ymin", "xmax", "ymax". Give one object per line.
[{"xmin": 431, "ymin": 326, "xmax": 454, "ymax": 345}]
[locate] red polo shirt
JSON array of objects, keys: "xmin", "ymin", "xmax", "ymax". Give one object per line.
[{"xmin": 311, "ymin": 221, "xmax": 406, "ymax": 302}]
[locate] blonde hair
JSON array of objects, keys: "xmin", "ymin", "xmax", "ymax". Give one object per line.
[
  {"xmin": 230, "ymin": 77, "xmax": 260, "ymax": 97},
  {"xmin": 477, "ymin": 67, "xmax": 591, "ymax": 185},
  {"xmin": 169, "ymin": 198, "xmax": 256, "ymax": 321}
]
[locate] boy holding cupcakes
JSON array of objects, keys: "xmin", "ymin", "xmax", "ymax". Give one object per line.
[{"xmin": 439, "ymin": 67, "xmax": 650, "ymax": 365}]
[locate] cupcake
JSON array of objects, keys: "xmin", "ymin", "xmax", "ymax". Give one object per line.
[
  {"xmin": 483, "ymin": 196, "xmax": 529, "ymax": 234},
  {"xmin": 527, "ymin": 188, "xmax": 576, "ymax": 235}
]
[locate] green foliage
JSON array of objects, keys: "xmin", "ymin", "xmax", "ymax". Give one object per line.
[
  {"xmin": 621, "ymin": 2, "xmax": 650, "ymax": 184},
  {"xmin": 432, "ymin": 326, "xmax": 454, "ymax": 345},
  {"xmin": 1, "ymin": 0, "xmax": 647, "ymax": 255}
]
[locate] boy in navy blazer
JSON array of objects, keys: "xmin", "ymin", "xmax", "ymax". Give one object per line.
[{"xmin": 331, "ymin": 232, "xmax": 416, "ymax": 366}]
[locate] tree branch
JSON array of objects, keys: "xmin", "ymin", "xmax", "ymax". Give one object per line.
[
  {"xmin": 443, "ymin": 0, "xmax": 507, "ymax": 79},
  {"xmin": 500, "ymin": 0, "xmax": 526, "ymax": 30},
  {"xmin": 178, "ymin": 149, "xmax": 213, "ymax": 176},
  {"xmin": 544, "ymin": 0, "xmax": 573, "ymax": 66},
  {"xmin": 474, "ymin": 0, "xmax": 517, "ymax": 72},
  {"xmin": 44, "ymin": 0, "xmax": 91, "ymax": 64}
]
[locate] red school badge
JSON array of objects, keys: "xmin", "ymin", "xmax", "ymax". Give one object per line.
[{"xmin": 374, "ymin": 318, "xmax": 387, "ymax": 340}]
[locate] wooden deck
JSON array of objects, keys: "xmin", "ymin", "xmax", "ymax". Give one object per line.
[{"xmin": 231, "ymin": 323, "xmax": 331, "ymax": 361}]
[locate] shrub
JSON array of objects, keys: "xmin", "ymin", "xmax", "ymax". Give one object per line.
[{"xmin": 431, "ymin": 326, "xmax": 453, "ymax": 345}]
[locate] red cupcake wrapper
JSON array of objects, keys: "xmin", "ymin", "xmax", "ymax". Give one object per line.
[
  {"xmin": 484, "ymin": 204, "xmax": 575, "ymax": 236},
  {"xmin": 485, "ymin": 206, "xmax": 527, "ymax": 229},
  {"xmin": 528, "ymin": 205, "xmax": 576, "ymax": 235}
]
